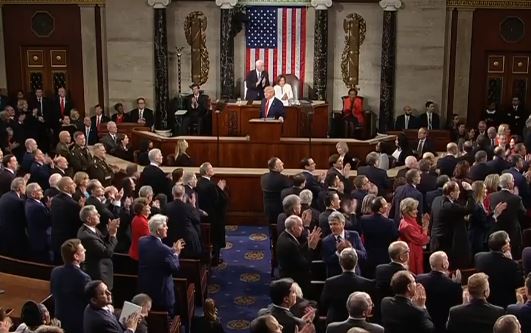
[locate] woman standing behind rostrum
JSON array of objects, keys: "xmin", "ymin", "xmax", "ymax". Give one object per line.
[
  {"xmin": 398, "ymin": 197, "xmax": 429, "ymax": 274},
  {"xmin": 174, "ymin": 139, "xmax": 195, "ymax": 167},
  {"xmin": 273, "ymin": 75, "xmax": 293, "ymax": 106}
]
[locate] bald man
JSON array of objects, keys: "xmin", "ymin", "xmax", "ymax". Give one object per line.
[
  {"xmin": 260, "ymin": 86, "xmax": 285, "ymax": 121},
  {"xmin": 245, "ymin": 59, "xmax": 270, "ymax": 100}
]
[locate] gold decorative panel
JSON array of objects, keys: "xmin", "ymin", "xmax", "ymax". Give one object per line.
[
  {"xmin": 512, "ymin": 56, "xmax": 529, "ymax": 74},
  {"xmin": 487, "ymin": 55, "xmax": 504, "ymax": 73},
  {"xmin": 26, "ymin": 50, "xmax": 44, "ymax": 68},
  {"xmin": 50, "ymin": 49, "xmax": 67, "ymax": 67}
]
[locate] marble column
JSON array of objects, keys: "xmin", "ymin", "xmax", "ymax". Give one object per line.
[
  {"xmin": 378, "ymin": 0, "xmax": 401, "ymax": 133},
  {"xmin": 311, "ymin": 0, "xmax": 332, "ymax": 101},
  {"xmin": 148, "ymin": 0, "xmax": 170, "ymax": 130},
  {"xmin": 453, "ymin": 8, "xmax": 474, "ymax": 120},
  {"xmin": 0, "ymin": 6, "xmax": 7, "ymax": 89},
  {"xmin": 79, "ymin": 5, "xmax": 99, "ymax": 116},
  {"xmin": 217, "ymin": 0, "xmax": 238, "ymax": 99}
]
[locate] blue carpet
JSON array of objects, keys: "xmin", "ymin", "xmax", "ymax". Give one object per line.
[{"xmin": 208, "ymin": 225, "xmax": 271, "ymax": 332}]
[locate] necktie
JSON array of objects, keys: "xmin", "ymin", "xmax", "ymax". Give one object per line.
[
  {"xmin": 60, "ymin": 98, "xmax": 65, "ymax": 116},
  {"xmin": 336, "ymin": 235, "xmax": 342, "ymax": 244},
  {"xmin": 96, "ymin": 115, "xmax": 101, "ymax": 127},
  {"xmin": 86, "ymin": 127, "xmax": 90, "ymax": 140},
  {"xmin": 264, "ymin": 99, "xmax": 270, "ymax": 118},
  {"xmin": 405, "ymin": 115, "xmax": 409, "ymax": 129},
  {"xmin": 139, "ymin": 109, "xmax": 143, "ymax": 120},
  {"xmin": 418, "ymin": 140, "xmax": 424, "ymax": 154},
  {"xmin": 428, "ymin": 114, "xmax": 432, "ymax": 130},
  {"xmin": 491, "ymin": 138, "xmax": 495, "ymax": 147},
  {"xmin": 38, "ymin": 98, "xmax": 42, "ymax": 114}
]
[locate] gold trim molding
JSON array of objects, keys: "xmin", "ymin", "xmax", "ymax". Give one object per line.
[
  {"xmin": 0, "ymin": 0, "xmax": 105, "ymax": 5},
  {"xmin": 447, "ymin": 0, "xmax": 531, "ymax": 9}
]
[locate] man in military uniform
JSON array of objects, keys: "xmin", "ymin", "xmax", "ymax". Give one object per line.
[
  {"xmin": 55, "ymin": 130, "xmax": 72, "ymax": 161},
  {"xmin": 88, "ymin": 143, "xmax": 115, "ymax": 186},
  {"xmin": 70, "ymin": 131, "xmax": 93, "ymax": 173}
]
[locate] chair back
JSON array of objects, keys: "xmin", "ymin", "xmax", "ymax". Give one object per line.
[{"xmin": 284, "ymin": 74, "xmax": 300, "ymax": 100}]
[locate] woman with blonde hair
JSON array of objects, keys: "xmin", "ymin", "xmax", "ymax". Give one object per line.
[
  {"xmin": 483, "ymin": 173, "xmax": 500, "ymax": 212},
  {"xmin": 174, "ymin": 139, "xmax": 194, "ymax": 166},
  {"xmin": 73, "ymin": 171, "xmax": 90, "ymax": 198},
  {"xmin": 360, "ymin": 194, "xmax": 376, "ymax": 216},
  {"xmin": 398, "ymin": 197, "xmax": 429, "ymax": 274},
  {"xmin": 336, "ymin": 141, "xmax": 356, "ymax": 169}
]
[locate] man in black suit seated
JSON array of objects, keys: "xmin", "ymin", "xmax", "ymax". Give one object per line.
[
  {"xmin": 257, "ymin": 278, "xmax": 315, "ymax": 333},
  {"xmin": 260, "ymin": 86, "xmax": 285, "ymax": 120},
  {"xmin": 474, "ymin": 230, "xmax": 523, "ymax": 309},
  {"xmin": 357, "ymin": 152, "xmax": 390, "ymax": 196},
  {"xmin": 245, "ymin": 59, "xmax": 270, "ymax": 101},
  {"xmin": 507, "ymin": 274, "xmax": 531, "ymax": 333},
  {"xmin": 416, "ymin": 251, "xmax": 462, "ymax": 333},
  {"xmin": 83, "ymin": 280, "xmax": 140, "ymax": 333},
  {"xmin": 51, "ymin": 239, "xmax": 91, "ymax": 333},
  {"xmin": 129, "ymin": 97, "xmax": 154, "ymax": 128},
  {"xmin": 280, "ymin": 173, "xmax": 306, "ymax": 201},
  {"xmin": 436, "ymin": 143, "xmax": 459, "ymax": 178},
  {"xmin": 261, "ymin": 157, "xmax": 291, "ymax": 224},
  {"xmin": 276, "ymin": 215, "xmax": 321, "ymax": 294},
  {"xmin": 326, "ymin": 291, "xmax": 383, "ymax": 333},
  {"xmin": 418, "ymin": 101, "xmax": 440, "ymax": 130},
  {"xmin": 139, "ymin": 148, "xmax": 172, "ymax": 199},
  {"xmin": 0, "ymin": 177, "xmax": 28, "ymax": 258},
  {"xmin": 0, "ymin": 154, "xmax": 18, "ymax": 196},
  {"xmin": 186, "ymin": 84, "xmax": 210, "ymax": 135},
  {"xmin": 321, "ymin": 248, "xmax": 375, "ymax": 324},
  {"xmin": 446, "ymin": 272, "xmax": 505, "ymax": 333},
  {"xmin": 415, "ymin": 127, "xmax": 436, "ymax": 157},
  {"xmin": 381, "ymin": 270, "xmax": 434, "ymax": 333},
  {"xmin": 487, "ymin": 146, "xmax": 510, "ymax": 175},
  {"xmin": 77, "ymin": 204, "xmax": 119, "ymax": 290},
  {"xmin": 394, "ymin": 105, "xmax": 417, "ymax": 130},
  {"xmin": 470, "ymin": 150, "xmax": 494, "ymax": 181}
]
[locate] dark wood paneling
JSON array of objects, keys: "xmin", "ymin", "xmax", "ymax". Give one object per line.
[
  {"xmin": 447, "ymin": 8, "xmax": 458, "ymax": 122},
  {"xmin": 95, "ymin": 5, "xmax": 104, "ymax": 107},
  {"xmin": 2, "ymin": 4, "xmax": 85, "ymax": 114}
]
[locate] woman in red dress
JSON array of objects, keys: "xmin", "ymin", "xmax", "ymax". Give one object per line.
[
  {"xmin": 342, "ymin": 88, "xmax": 364, "ymax": 136},
  {"xmin": 398, "ymin": 197, "xmax": 430, "ymax": 274},
  {"xmin": 128, "ymin": 198, "xmax": 151, "ymax": 260}
]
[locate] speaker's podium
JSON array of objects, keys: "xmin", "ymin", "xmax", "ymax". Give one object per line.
[{"xmin": 248, "ymin": 118, "xmax": 283, "ymax": 142}]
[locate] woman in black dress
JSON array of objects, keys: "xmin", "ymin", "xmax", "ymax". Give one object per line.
[
  {"xmin": 174, "ymin": 139, "xmax": 195, "ymax": 166},
  {"xmin": 114, "ymin": 134, "xmax": 134, "ymax": 162}
]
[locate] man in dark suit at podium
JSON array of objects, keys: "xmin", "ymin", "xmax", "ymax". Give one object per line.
[
  {"xmin": 260, "ymin": 86, "xmax": 285, "ymax": 121},
  {"xmin": 245, "ymin": 59, "xmax": 270, "ymax": 100}
]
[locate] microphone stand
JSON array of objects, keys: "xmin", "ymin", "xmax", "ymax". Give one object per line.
[{"xmin": 215, "ymin": 99, "xmax": 226, "ymax": 166}]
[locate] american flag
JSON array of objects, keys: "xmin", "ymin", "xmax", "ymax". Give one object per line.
[{"xmin": 246, "ymin": 6, "xmax": 307, "ymax": 93}]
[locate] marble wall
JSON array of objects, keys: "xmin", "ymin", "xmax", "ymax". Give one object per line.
[{"xmin": 0, "ymin": 7, "xmax": 7, "ymax": 90}]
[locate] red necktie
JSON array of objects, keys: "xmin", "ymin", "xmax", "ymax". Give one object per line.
[
  {"xmin": 60, "ymin": 98, "xmax": 65, "ymax": 116},
  {"xmin": 97, "ymin": 116, "xmax": 100, "ymax": 127},
  {"xmin": 264, "ymin": 99, "xmax": 270, "ymax": 118}
]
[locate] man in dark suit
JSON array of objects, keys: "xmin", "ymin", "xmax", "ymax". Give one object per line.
[
  {"xmin": 394, "ymin": 105, "xmax": 417, "ymax": 130},
  {"xmin": 90, "ymin": 104, "xmax": 110, "ymax": 129},
  {"xmin": 197, "ymin": 162, "xmax": 228, "ymax": 265},
  {"xmin": 138, "ymin": 215, "xmax": 184, "ymax": 315},
  {"xmin": 280, "ymin": 173, "xmax": 305, "ymax": 201},
  {"xmin": 186, "ymin": 84, "xmax": 210, "ymax": 135},
  {"xmin": 506, "ymin": 96, "xmax": 527, "ymax": 135},
  {"xmin": 245, "ymin": 59, "xmax": 270, "ymax": 100},
  {"xmin": 0, "ymin": 177, "xmax": 28, "ymax": 258},
  {"xmin": 381, "ymin": 270, "xmax": 434, "ymax": 333},
  {"xmin": 29, "ymin": 149, "xmax": 53, "ymax": 190},
  {"xmin": 489, "ymin": 173, "xmax": 527, "ymax": 258},
  {"xmin": 357, "ymin": 152, "xmax": 390, "ymax": 195},
  {"xmin": 51, "ymin": 238, "xmax": 91, "ymax": 333},
  {"xmin": 261, "ymin": 157, "xmax": 291, "ymax": 223},
  {"xmin": 77, "ymin": 205, "xmax": 118, "ymax": 290},
  {"xmin": 51, "ymin": 176, "xmax": 82, "ymax": 262},
  {"xmin": 507, "ymin": 274, "xmax": 531, "ymax": 333},
  {"xmin": 436, "ymin": 143, "xmax": 459, "ymax": 177},
  {"xmin": 396, "ymin": 155, "xmax": 418, "ymax": 179},
  {"xmin": 300, "ymin": 157, "xmax": 324, "ymax": 200},
  {"xmin": 424, "ymin": 175, "xmax": 449, "ymax": 214},
  {"xmin": 446, "ymin": 272, "xmax": 505, "ymax": 333},
  {"xmin": 129, "ymin": 97, "xmax": 155, "ymax": 128},
  {"xmin": 487, "ymin": 146, "xmax": 510, "ymax": 175},
  {"xmin": 508, "ymin": 155, "xmax": 530, "ymax": 209},
  {"xmin": 321, "ymin": 211, "xmax": 366, "ymax": 277},
  {"xmin": 139, "ymin": 148, "xmax": 172, "ymax": 199},
  {"xmin": 83, "ymin": 280, "xmax": 140, "ymax": 333},
  {"xmin": 469, "ymin": 150, "xmax": 494, "ymax": 181},
  {"xmin": 390, "ymin": 169, "xmax": 423, "ymax": 222},
  {"xmin": 260, "ymin": 86, "xmax": 285, "ymax": 120},
  {"xmin": 82, "ymin": 116, "xmax": 99, "ymax": 146},
  {"xmin": 326, "ymin": 291, "xmax": 383, "ymax": 333},
  {"xmin": 415, "ymin": 127, "xmax": 436, "ymax": 157},
  {"xmin": 85, "ymin": 179, "xmax": 120, "ymax": 235},
  {"xmin": 321, "ymin": 248, "xmax": 374, "ymax": 323},
  {"xmin": 474, "ymin": 231, "xmax": 523, "ymax": 309},
  {"xmin": 50, "ymin": 87, "xmax": 73, "ymax": 131},
  {"xmin": 100, "ymin": 121, "xmax": 119, "ymax": 154},
  {"xmin": 0, "ymin": 154, "xmax": 18, "ymax": 196},
  {"xmin": 418, "ymin": 159, "xmax": 438, "ymax": 196},
  {"xmin": 416, "ymin": 251, "xmax": 462, "ymax": 333},
  {"xmin": 25, "ymin": 182, "xmax": 52, "ymax": 263},
  {"xmin": 318, "ymin": 191, "xmax": 341, "ymax": 236},
  {"xmin": 418, "ymin": 101, "xmax": 440, "ymax": 130},
  {"xmin": 165, "ymin": 184, "xmax": 202, "ymax": 258},
  {"xmin": 276, "ymin": 215, "xmax": 321, "ymax": 294}
]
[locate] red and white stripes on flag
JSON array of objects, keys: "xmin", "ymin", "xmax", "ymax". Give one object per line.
[{"xmin": 246, "ymin": 7, "xmax": 307, "ymax": 94}]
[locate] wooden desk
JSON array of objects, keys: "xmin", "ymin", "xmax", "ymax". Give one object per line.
[
  {"xmin": 0, "ymin": 272, "xmax": 50, "ymax": 319},
  {"xmin": 212, "ymin": 102, "xmax": 329, "ymax": 138}
]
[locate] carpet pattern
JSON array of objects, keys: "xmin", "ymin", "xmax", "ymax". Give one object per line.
[{"xmin": 208, "ymin": 225, "xmax": 271, "ymax": 332}]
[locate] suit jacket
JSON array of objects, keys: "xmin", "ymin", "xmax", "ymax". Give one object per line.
[
  {"xmin": 320, "ymin": 271, "xmax": 375, "ymax": 323},
  {"xmin": 77, "ymin": 224, "xmax": 117, "ymax": 290},
  {"xmin": 138, "ymin": 235, "xmax": 180, "ymax": 313},
  {"xmin": 259, "ymin": 97, "xmax": 285, "ymax": 119},
  {"xmin": 357, "ymin": 165, "xmax": 389, "ymax": 196},
  {"xmin": 446, "ymin": 299, "xmax": 504, "ymax": 333},
  {"xmin": 86, "ymin": 195, "xmax": 120, "ymax": 235},
  {"xmin": 139, "ymin": 164, "xmax": 173, "ymax": 199},
  {"xmin": 474, "ymin": 251, "xmax": 522, "ymax": 308},
  {"xmin": 186, "ymin": 93, "xmax": 209, "ymax": 117},
  {"xmin": 326, "ymin": 318, "xmax": 384, "ymax": 333},
  {"xmin": 51, "ymin": 96, "xmax": 74, "ymax": 129},
  {"xmin": 91, "ymin": 115, "xmax": 111, "ymax": 129},
  {"xmin": 508, "ymin": 167, "xmax": 530, "ymax": 208},
  {"xmin": 21, "ymin": 151, "xmax": 35, "ymax": 173},
  {"xmin": 82, "ymin": 125, "xmax": 99, "ymax": 146},
  {"xmin": 245, "ymin": 69, "xmax": 270, "ymax": 100},
  {"xmin": 51, "ymin": 264, "xmax": 91, "ymax": 333},
  {"xmin": 29, "ymin": 161, "xmax": 52, "ymax": 189},
  {"xmin": 506, "ymin": 104, "xmax": 527, "ymax": 134},
  {"xmin": 0, "ymin": 191, "xmax": 27, "ymax": 258},
  {"xmin": 129, "ymin": 108, "xmax": 154, "ymax": 128},
  {"xmin": 436, "ymin": 155, "xmax": 458, "ymax": 178},
  {"xmin": 391, "ymin": 184, "xmax": 423, "ymax": 221},
  {"xmin": 415, "ymin": 138, "xmax": 436, "ymax": 156},
  {"xmin": 51, "ymin": 192, "xmax": 82, "ymax": 259},
  {"xmin": 100, "ymin": 133, "xmax": 119, "ymax": 154},
  {"xmin": 258, "ymin": 303, "xmax": 303, "ymax": 333},
  {"xmin": 394, "ymin": 114, "xmax": 418, "ymax": 130},
  {"xmin": 489, "ymin": 189, "xmax": 526, "ymax": 258},
  {"xmin": 260, "ymin": 171, "xmax": 291, "ymax": 222},
  {"xmin": 486, "ymin": 157, "xmax": 510, "ymax": 175},
  {"xmin": 360, "ymin": 214, "xmax": 399, "ymax": 269},
  {"xmin": 25, "ymin": 198, "xmax": 51, "ymax": 259},
  {"xmin": 0, "ymin": 168, "xmax": 15, "ymax": 196},
  {"xmin": 280, "ymin": 186, "xmax": 302, "ymax": 202},
  {"xmin": 507, "ymin": 302, "xmax": 531, "ymax": 333},
  {"xmin": 469, "ymin": 162, "xmax": 494, "ymax": 181},
  {"xmin": 381, "ymin": 295, "xmax": 434, "ymax": 333},
  {"xmin": 321, "ymin": 230, "xmax": 367, "ymax": 277},
  {"xmin": 303, "ymin": 169, "xmax": 326, "ymax": 196},
  {"xmin": 83, "ymin": 303, "xmax": 130, "ymax": 333},
  {"xmin": 418, "ymin": 171, "xmax": 438, "ymax": 196},
  {"xmin": 276, "ymin": 231, "xmax": 315, "ymax": 291},
  {"xmin": 374, "ymin": 262, "xmax": 406, "ymax": 300},
  {"xmin": 165, "ymin": 199, "xmax": 202, "ymax": 258},
  {"xmin": 418, "ymin": 112, "xmax": 440, "ymax": 129},
  {"xmin": 416, "ymin": 271, "xmax": 462, "ymax": 333},
  {"xmin": 196, "ymin": 176, "xmax": 228, "ymax": 249}
]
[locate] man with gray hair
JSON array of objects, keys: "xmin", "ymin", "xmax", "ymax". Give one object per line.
[
  {"xmin": 245, "ymin": 59, "xmax": 269, "ymax": 100},
  {"xmin": 138, "ymin": 214, "xmax": 184, "ymax": 315},
  {"xmin": 0, "ymin": 177, "xmax": 27, "ymax": 257},
  {"xmin": 489, "ymin": 172, "xmax": 526, "ymax": 259},
  {"xmin": 357, "ymin": 151, "xmax": 389, "ymax": 195},
  {"xmin": 100, "ymin": 121, "xmax": 119, "ymax": 154},
  {"xmin": 326, "ymin": 291, "xmax": 383, "ymax": 333},
  {"xmin": 396, "ymin": 155, "xmax": 418, "ymax": 179},
  {"xmin": 139, "ymin": 148, "xmax": 172, "ymax": 199},
  {"xmin": 321, "ymin": 248, "xmax": 375, "ymax": 324},
  {"xmin": 390, "ymin": 168, "xmax": 423, "ymax": 223},
  {"xmin": 436, "ymin": 142, "xmax": 459, "ymax": 177},
  {"xmin": 25, "ymin": 182, "xmax": 52, "ymax": 262},
  {"xmin": 77, "ymin": 204, "xmax": 119, "ymax": 289}
]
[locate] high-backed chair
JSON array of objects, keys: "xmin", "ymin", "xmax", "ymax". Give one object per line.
[{"xmin": 284, "ymin": 74, "xmax": 300, "ymax": 100}]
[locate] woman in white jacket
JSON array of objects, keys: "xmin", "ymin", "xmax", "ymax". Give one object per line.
[{"xmin": 273, "ymin": 75, "xmax": 293, "ymax": 106}]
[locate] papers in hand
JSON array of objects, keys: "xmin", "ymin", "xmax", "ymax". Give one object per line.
[{"xmin": 119, "ymin": 301, "xmax": 142, "ymax": 324}]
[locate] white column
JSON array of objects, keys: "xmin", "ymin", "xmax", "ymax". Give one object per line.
[
  {"xmin": 79, "ymin": 5, "xmax": 99, "ymax": 117},
  {"xmin": 452, "ymin": 8, "xmax": 474, "ymax": 119},
  {"xmin": 0, "ymin": 6, "xmax": 7, "ymax": 89},
  {"xmin": 100, "ymin": 5, "xmax": 109, "ymax": 114}
]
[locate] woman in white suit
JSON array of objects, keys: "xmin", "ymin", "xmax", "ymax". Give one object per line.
[{"xmin": 273, "ymin": 75, "xmax": 294, "ymax": 106}]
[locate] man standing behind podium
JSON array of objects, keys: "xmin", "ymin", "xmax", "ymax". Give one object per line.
[
  {"xmin": 260, "ymin": 86, "xmax": 285, "ymax": 121},
  {"xmin": 246, "ymin": 59, "xmax": 270, "ymax": 100}
]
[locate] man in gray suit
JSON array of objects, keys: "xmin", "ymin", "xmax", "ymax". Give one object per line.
[
  {"xmin": 326, "ymin": 291, "xmax": 383, "ymax": 333},
  {"xmin": 99, "ymin": 121, "xmax": 119, "ymax": 154}
]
